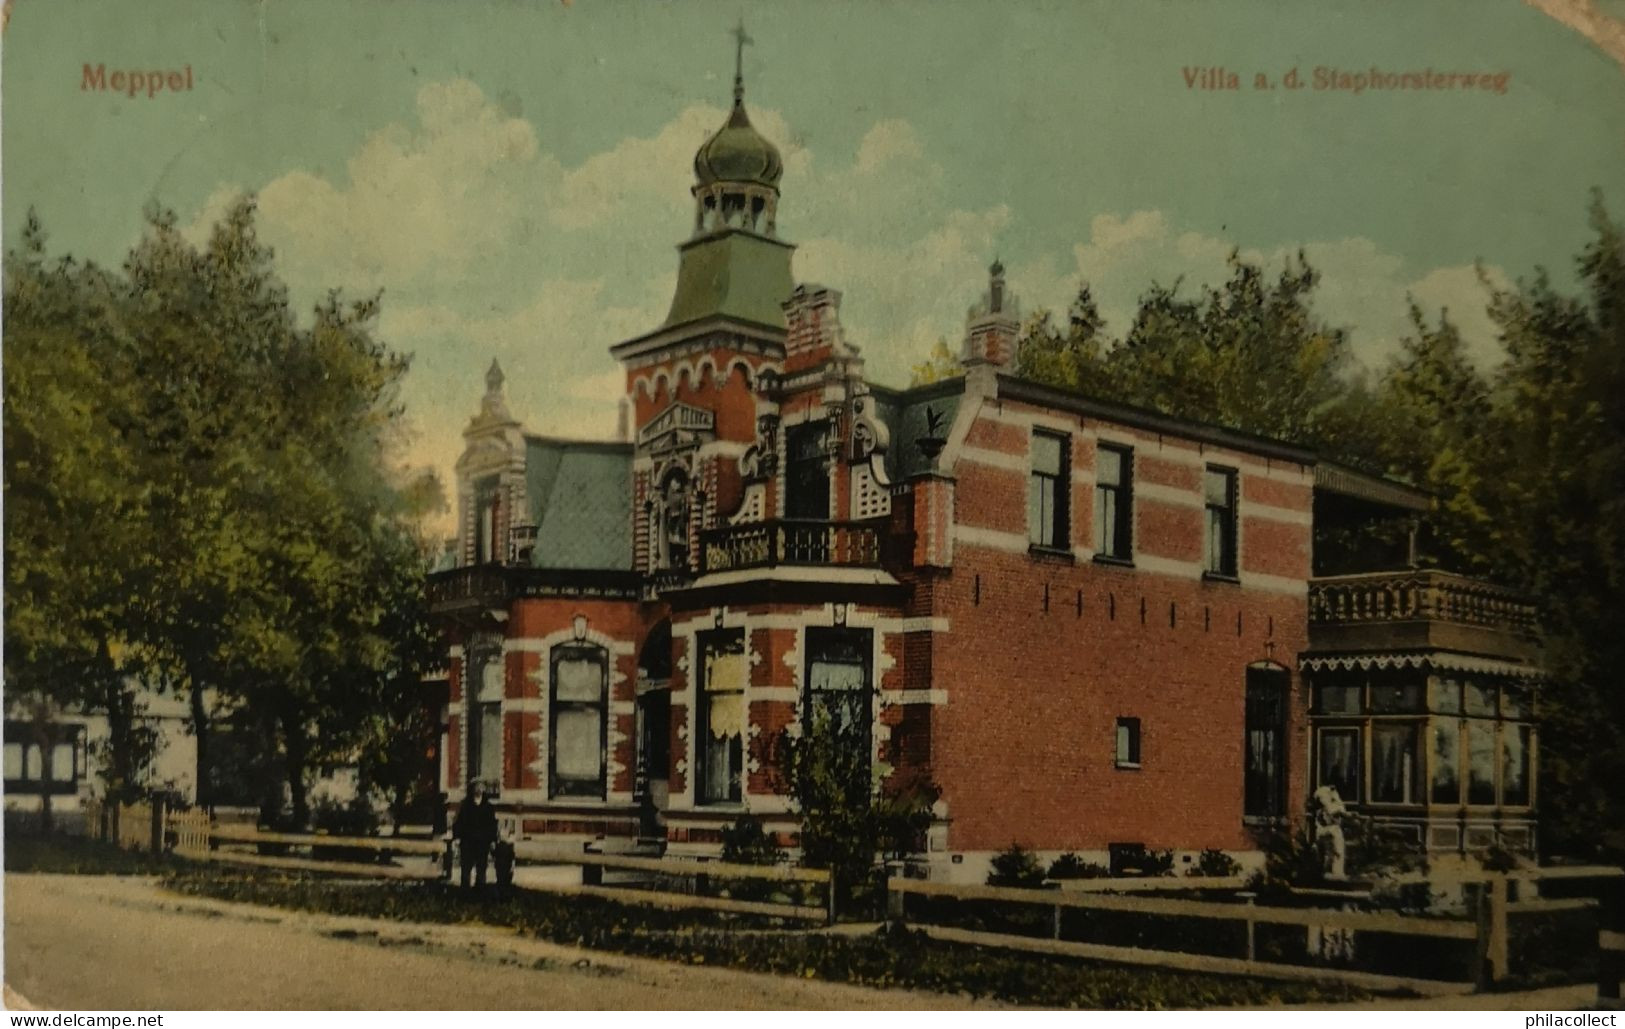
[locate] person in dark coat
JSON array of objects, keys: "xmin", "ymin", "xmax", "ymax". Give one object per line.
[{"xmin": 452, "ymin": 781, "xmax": 498, "ymax": 889}]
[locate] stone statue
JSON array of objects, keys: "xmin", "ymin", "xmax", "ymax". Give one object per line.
[{"xmin": 1311, "ymin": 784, "xmax": 1348, "ymax": 881}]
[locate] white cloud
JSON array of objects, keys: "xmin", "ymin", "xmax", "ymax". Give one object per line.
[
  {"xmin": 1026, "ymin": 212, "xmax": 1509, "ymax": 370},
  {"xmin": 180, "ymin": 77, "xmax": 1516, "ymax": 535}
]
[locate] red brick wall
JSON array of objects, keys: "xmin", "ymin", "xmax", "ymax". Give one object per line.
[
  {"xmin": 931, "ymin": 548, "xmax": 1308, "ymax": 852},
  {"xmin": 932, "ymin": 398, "xmax": 1315, "ymax": 853},
  {"xmin": 505, "ymin": 597, "xmax": 647, "ymax": 794}
]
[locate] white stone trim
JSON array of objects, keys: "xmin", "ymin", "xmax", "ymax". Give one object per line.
[
  {"xmin": 697, "ymin": 439, "xmax": 750, "ymax": 460},
  {"xmin": 1238, "ymin": 571, "xmax": 1310, "ymax": 596},
  {"xmin": 507, "ymin": 636, "xmax": 635, "ymax": 657},
  {"xmin": 879, "ymin": 688, "xmax": 949, "ymax": 706},
  {"xmin": 1134, "ymin": 554, "xmax": 1204, "ymax": 580},
  {"xmin": 938, "ymin": 395, "xmax": 984, "ymax": 471},
  {"xmin": 980, "ymin": 405, "xmax": 1078, "ymax": 435},
  {"xmin": 1244, "ymin": 502, "xmax": 1313, "ymax": 527},
  {"xmin": 952, "ymin": 524, "xmax": 1029, "ymax": 554},
  {"xmin": 898, "ymin": 616, "xmax": 949, "ymax": 633},
  {"xmin": 1137, "ymin": 481, "xmax": 1203, "ymax": 509},
  {"xmin": 958, "ymin": 445, "xmax": 1027, "ymax": 473}
]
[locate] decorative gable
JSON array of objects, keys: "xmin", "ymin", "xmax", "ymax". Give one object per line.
[{"xmin": 638, "ymin": 401, "xmax": 716, "ymax": 455}]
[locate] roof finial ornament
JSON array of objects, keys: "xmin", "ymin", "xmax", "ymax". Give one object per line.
[
  {"xmin": 731, "ymin": 16, "xmax": 753, "ymax": 108},
  {"xmin": 476, "ymin": 357, "xmax": 513, "ymax": 424}
]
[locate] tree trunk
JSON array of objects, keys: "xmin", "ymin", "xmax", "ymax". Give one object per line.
[
  {"xmin": 185, "ymin": 654, "xmax": 211, "ymax": 809},
  {"xmin": 280, "ymin": 710, "xmax": 310, "ymax": 829},
  {"xmin": 99, "ymin": 639, "xmax": 134, "ymax": 804},
  {"xmin": 29, "ymin": 717, "xmax": 56, "ymax": 835}
]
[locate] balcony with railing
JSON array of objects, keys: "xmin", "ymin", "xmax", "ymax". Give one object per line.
[
  {"xmin": 1306, "ymin": 569, "xmax": 1540, "ymax": 663},
  {"xmin": 428, "ymin": 563, "xmax": 641, "ymax": 616},
  {"xmin": 698, "ymin": 519, "xmax": 901, "ymax": 575}
]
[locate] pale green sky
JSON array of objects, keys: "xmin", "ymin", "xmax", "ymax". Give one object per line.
[{"xmin": 5, "ymin": 0, "xmax": 1623, "ymax": 500}]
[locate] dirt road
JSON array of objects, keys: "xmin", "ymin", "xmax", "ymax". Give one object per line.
[{"xmin": 3, "ymin": 874, "xmax": 1001, "ymax": 1010}]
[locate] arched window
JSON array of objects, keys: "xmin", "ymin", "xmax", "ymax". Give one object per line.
[{"xmin": 550, "ymin": 643, "xmax": 608, "ymax": 798}]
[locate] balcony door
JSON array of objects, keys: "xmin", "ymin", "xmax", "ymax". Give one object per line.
[{"xmin": 785, "ymin": 422, "xmax": 829, "ymax": 519}]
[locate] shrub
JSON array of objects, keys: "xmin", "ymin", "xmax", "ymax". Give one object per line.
[
  {"xmin": 987, "ymin": 843, "xmax": 1047, "ymax": 888},
  {"xmin": 312, "ymin": 794, "xmax": 381, "ymax": 837},
  {"xmin": 1141, "ymin": 848, "xmax": 1176, "ymax": 877},
  {"xmin": 1048, "ymin": 852, "xmax": 1110, "ymax": 880},
  {"xmin": 775, "ymin": 706, "xmax": 940, "ymax": 913},
  {"xmin": 1190, "ymin": 848, "xmax": 1241, "ymax": 878},
  {"xmin": 720, "ymin": 814, "xmax": 785, "ymax": 866}
]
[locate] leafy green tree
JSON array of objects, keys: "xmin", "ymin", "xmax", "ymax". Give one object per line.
[
  {"xmin": 908, "ymin": 336, "xmax": 961, "ymax": 387},
  {"xmin": 1470, "ymin": 196, "xmax": 1625, "ymax": 858},
  {"xmin": 3, "ymin": 213, "xmax": 157, "ymax": 820},
  {"xmin": 5, "ymin": 198, "xmax": 444, "ymax": 826},
  {"xmin": 1014, "ymin": 284, "xmax": 1114, "ymax": 391}
]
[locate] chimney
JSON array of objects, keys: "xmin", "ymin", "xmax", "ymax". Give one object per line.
[{"xmin": 961, "ymin": 258, "xmax": 1021, "ymax": 370}]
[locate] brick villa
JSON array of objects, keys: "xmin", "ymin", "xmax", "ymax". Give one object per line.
[{"xmin": 424, "ymin": 56, "xmax": 1543, "ymax": 881}]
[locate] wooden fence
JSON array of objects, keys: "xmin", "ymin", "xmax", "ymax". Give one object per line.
[
  {"xmin": 163, "ymin": 815, "xmax": 836, "ymax": 923},
  {"xmin": 888, "ymin": 866, "xmax": 1625, "ymax": 1001}
]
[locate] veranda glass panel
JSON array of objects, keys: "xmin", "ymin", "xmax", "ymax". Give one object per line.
[
  {"xmin": 1467, "ymin": 720, "xmax": 1497, "ymax": 804},
  {"xmin": 1372, "ymin": 723, "xmax": 1420, "ymax": 803},
  {"xmin": 1371, "ymin": 682, "xmax": 1423, "ymax": 713},
  {"xmin": 1465, "ymin": 682, "xmax": 1497, "ymax": 717},
  {"xmin": 1318, "ymin": 728, "xmax": 1361, "ymax": 801},
  {"xmin": 1430, "ymin": 719, "xmax": 1462, "ymax": 804},
  {"xmin": 1316, "ymin": 683, "xmax": 1362, "ymax": 714},
  {"xmin": 1502, "ymin": 724, "xmax": 1532, "ymax": 806},
  {"xmin": 1429, "ymin": 677, "xmax": 1462, "ymax": 714}
]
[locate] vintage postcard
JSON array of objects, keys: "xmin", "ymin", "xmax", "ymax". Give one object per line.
[{"xmin": 4, "ymin": 0, "xmax": 1624, "ymax": 1017}]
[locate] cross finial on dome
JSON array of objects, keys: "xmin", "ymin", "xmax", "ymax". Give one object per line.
[
  {"xmin": 485, "ymin": 358, "xmax": 505, "ymax": 394},
  {"xmin": 731, "ymin": 17, "xmax": 753, "ymax": 107}
]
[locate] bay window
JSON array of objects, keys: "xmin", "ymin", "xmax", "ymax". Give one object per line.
[{"xmin": 1311, "ymin": 673, "xmax": 1536, "ymax": 810}]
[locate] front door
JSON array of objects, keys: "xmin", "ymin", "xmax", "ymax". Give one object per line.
[{"xmin": 635, "ymin": 690, "xmax": 671, "ymax": 836}]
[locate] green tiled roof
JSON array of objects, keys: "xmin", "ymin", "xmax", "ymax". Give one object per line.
[
  {"xmin": 524, "ymin": 438, "xmax": 633, "ymax": 570},
  {"xmin": 663, "ymin": 230, "xmax": 795, "ymax": 330}
]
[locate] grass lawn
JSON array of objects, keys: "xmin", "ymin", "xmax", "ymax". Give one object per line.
[{"xmin": 162, "ymin": 866, "xmax": 1382, "ymax": 1009}]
